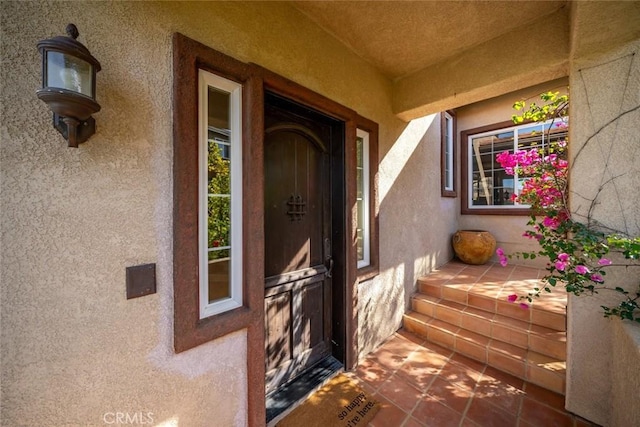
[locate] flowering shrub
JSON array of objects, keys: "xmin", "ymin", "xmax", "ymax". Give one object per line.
[{"xmin": 496, "ymin": 91, "xmax": 640, "ymax": 322}]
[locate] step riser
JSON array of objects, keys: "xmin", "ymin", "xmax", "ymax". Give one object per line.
[
  {"xmin": 411, "ymin": 262, "xmax": 567, "ymax": 395},
  {"xmin": 403, "ymin": 315, "xmax": 565, "ymax": 395},
  {"xmin": 412, "ymin": 296, "xmax": 566, "ymax": 360},
  {"xmin": 419, "ymin": 281, "xmax": 566, "ymax": 332}
]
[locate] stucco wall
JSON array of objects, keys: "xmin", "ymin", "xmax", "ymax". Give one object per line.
[
  {"xmin": 455, "ymin": 79, "xmax": 569, "ymax": 269},
  {"xmin": 359, "ymin": 113, "xmax": 459, "ymax": 356},
  {"xmin": 0, "ymin": 2, "xmax": 452, "ymax": 426},
  {"xmin": 565, "ymin": 36, "xmax": 640, "ymax": 426},
  {"xmin": 611, "ymin": 319, "xmax": 640, "ymax": 427}
]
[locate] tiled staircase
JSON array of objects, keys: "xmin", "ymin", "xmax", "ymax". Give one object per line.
[{"xmin": 403, "ymin": 260, "xmax": 567, "ymax": 395}]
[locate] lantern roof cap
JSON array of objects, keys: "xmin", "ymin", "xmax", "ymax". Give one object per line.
[{"xmin": 37, "ymin": 24, "xmax": 101, "ymax": 72}]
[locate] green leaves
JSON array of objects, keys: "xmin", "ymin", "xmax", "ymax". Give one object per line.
[
  {"xmin": 601, "ymin": 290, "xmax": 640, "ymax": 323},
  {"xmin": 207, "ymin": 142, "xmax": 231, "ymax": 251},
  {"xmin": 607, "ymin": 235, "xmax": 640, "ymax": 259},
  {"xmin": 511, "ymin": 91, "xmax": 569, "ymax": 125}
]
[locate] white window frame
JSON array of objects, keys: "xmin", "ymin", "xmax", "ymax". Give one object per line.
[
  {"xmin": 444, "ymin": 112, "xmax": 455, "ymax": 192},
  {"xmin": 198, "ymin": 69, "xmax": 243, "ymax": 318},
  {"xmin": 465, "ymin": 119, "xmax": 565, "ymax": 210},
  {"xmin": 356, "ymin": 129, "xmax": 371, "ymax": 269}
]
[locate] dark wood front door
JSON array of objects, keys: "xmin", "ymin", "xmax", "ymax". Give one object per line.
[{"xmin": 264, "ymin": 94, "xmax": 337, "ymax": 395}]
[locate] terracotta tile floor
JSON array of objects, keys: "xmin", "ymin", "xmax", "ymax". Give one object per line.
[
  {"xmin": 347, "ymin": 330, "xmax": 599, "ymax": 427},
  {"xmin": 421, "ymin": 260, "xmax": 568, "ymax": 315}
]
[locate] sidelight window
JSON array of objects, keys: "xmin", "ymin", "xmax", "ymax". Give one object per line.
[
  {"xmin": 356, "ymin": 129, "xmax": 370, "ymax": 269},
  {"xmin": 441, "ymin": 111, "xmax": 456, "ymax": 197},
  {"xmin": 355, "ymin": 118, "xmax": 379, "ymax": 280},
  {"xmin": 198, "ymin": 70, "xmax": 243, "ymax": 318}
]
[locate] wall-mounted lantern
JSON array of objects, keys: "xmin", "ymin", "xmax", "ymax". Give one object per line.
[{"xmin": 36, "ymin": 24, "xmax": 101, "ymax": 148}]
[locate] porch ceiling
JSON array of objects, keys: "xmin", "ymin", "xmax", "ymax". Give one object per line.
[
  {"xmin": 291, "ymin": 1, "xmax": 571, "ymax": 120},
  {"xmin": 292, "ymin": 0, "xmax": 567, "ymax": 80}
]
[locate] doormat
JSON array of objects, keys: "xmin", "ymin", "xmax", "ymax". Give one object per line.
[{"xmin": 276, "ymin": 373, "xmax": 380, "ymax": 427}]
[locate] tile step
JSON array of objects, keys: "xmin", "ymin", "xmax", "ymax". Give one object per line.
[
  {"xmin": 411, "ymin": 293, "xmax": 566, "ymax": 360},
  {"xmin": 417, "ymin": 279, "xmax": 567, "ymax": 332},
  {"xmin": 403, "ymin": 310, "xmax": 566, "ymax": 395}
]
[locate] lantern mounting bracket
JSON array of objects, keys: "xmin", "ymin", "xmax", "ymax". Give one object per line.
[{"xmin": 53, "ymin": 113, "xmax": 96, "ymax": 148}]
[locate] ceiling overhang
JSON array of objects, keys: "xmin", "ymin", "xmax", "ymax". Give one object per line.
[
  {"xmin": 392, "ymin": 6, "xmax": 570, "ymax": 120},
  {"xmin": 290, "ymin": 1, "xmax": 639, "ymax": 121},
  {"xmin": 291, "ymin": 1, "xmax": 573, "ymax": 120}
]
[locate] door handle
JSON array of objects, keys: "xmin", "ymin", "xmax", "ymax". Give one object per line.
[
  {"xmin": 324, "ymin": 237, "xmax": 333, "ymax": 278},
  {"xmin": 326, "ymin": 258, "xmax": 334, "ymax": 278}
]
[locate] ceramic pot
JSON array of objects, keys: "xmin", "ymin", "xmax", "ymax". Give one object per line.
[{"xmin": 452, "ymin": 230, "xmax": 496, "ymax": 265}]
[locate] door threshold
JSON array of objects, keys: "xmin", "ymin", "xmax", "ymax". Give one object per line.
[{"xmin": 266, "ymin": 356, "xmax": 343, "ymax": 426}]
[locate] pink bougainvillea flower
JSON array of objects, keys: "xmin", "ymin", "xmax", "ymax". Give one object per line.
[
  {"xmin": 519, "ymin": 303, "xmax": 530, "ymax": 310},
  {"xmin": 555, "ymin": 261, "xmax": 567, "ymax": 271},
  {"xmin": 522, "ymin": 231, "xmax": 543, "ymax": 241},
  {"xmin": 590, "ymin": 274, "xmax": 604, "ymax": 283},
  {"xmin": 542, "ymin": 216, "xmax": 560, "ymax": 229},
  {"xmin": 557, "ymin": 253, "xmax": 570, "ymax": 262},
  {"xmin": 598, "ymin": 258, "xmax": 612, "ymax": 266},
  {"xmin": 507, "ymin": 294, "xmax": 518, "ymax": 302},
  {"xmin": 575, "ymin": 265, "xmax": 590, "ymax": 275},
  {"xmin": 496, "ymin": 247, "xmax": 508, "ymax": 267},
  {"xmin": 495, "ymin": 151, "xmax": 513, "ymax": 167}
]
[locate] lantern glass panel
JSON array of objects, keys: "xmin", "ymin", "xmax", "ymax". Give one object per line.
[{"xmin": 46, "ymin": 51, "xmax": 93, "ymax": 97}]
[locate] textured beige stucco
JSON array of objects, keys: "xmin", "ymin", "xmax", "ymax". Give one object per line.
[
  {"xmin": 292, "ymin": 1, "xmax": 566, "ymax": 79},
  {"xmin": 570, "ymin": 0, "xmax": 640, "ymax": 64},
  {"xmin": 456, "ymin": 79, "xmax": 568, "ymax": 269},
  {"xmin": 611, "ymin": 319, "xmax": 640, "ymax": 427},
  {"xmin": 566, "ymin": 32, "xmax": 640, "ymax": 426},
  {"xmin": 359, "ymin": 113, "xmax": 459, "ymax": 356},
  {"xmin": 0, "ymin": 1, "xmax": 405, "ymax": 426},
  {"xmin": 393, "ymin": 7, "xmax": 570, "ymax": 120}
]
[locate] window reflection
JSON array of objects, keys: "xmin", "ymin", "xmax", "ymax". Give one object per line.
[{"xmin": 207, "ymin": 87, "xmax": 231, "ymax": 303}]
